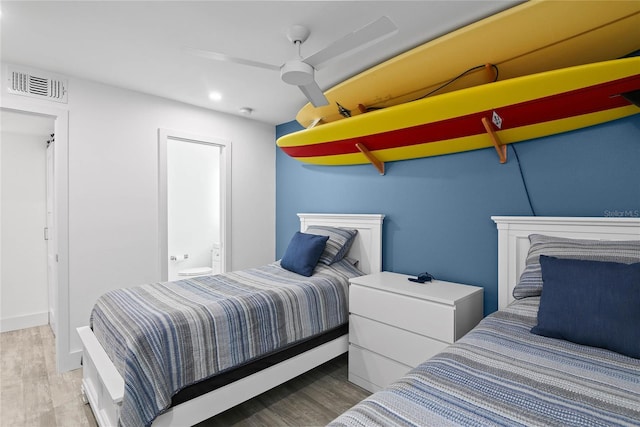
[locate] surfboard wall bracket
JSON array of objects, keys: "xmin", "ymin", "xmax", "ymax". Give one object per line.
[
  {"xmin": 481, "ymin": 116, "xmax": 507, "ymax": 164},
  {"xmin": 485, "ymin": 63, "xmax": 497, "ymax": 82},
  {"xmin": 355, "ymin": 142, "xmax": 385, "ymax": 175}
]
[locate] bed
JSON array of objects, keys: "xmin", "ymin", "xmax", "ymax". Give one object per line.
[
  {"xmin": 331, "ymin": 216, "xmax": 640, "ymax": 427},
  {"xmin": 77, "ymin": 213, "xmax": 384, "ymax": 427}
]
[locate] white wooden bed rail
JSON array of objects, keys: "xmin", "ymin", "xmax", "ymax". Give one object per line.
[{"xmin": 77, "ymin": 326, "xmax": 124, "ymax": 426}]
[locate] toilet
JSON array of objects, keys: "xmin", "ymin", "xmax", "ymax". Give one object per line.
[
  {"xmin": 178, "ymin": 266, "xmax": 213, "ymax": 278},
  {"xmin": 177, "ymin": 243, "xmax": 221, "ymax": 279}
]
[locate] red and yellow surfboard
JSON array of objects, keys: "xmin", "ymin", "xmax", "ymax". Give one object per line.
[{"xmin": 277, "ymin": 57, "xmax": 640, "ymax": 166}]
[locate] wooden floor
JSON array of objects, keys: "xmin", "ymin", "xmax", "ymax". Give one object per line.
[
  {"xmin": 1, "ymin": 325, "xmax": 370, "ymax": 427},
  {"xmin": 0, "ymin": 325, "xmax": 96, "ymax": 427}
]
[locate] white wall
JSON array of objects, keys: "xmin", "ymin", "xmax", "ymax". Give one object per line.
[
  {"xmin": 0, "ymin": 125, "xmax": 50, "ymax": 331},
  {"xmin": 1, "ymin": 63, "xmax": 276, "ymax": 370}
]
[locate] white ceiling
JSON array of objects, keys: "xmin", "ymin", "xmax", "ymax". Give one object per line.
[{"xmin": 0, "ymin": 1, "xmax": 522, "ymax": 125}]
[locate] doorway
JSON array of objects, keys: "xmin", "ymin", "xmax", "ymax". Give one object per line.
[
  {"xmin": 0, "ymin": 109, "xmax": 55, "ymax": 333},
  {"xmin": 0, "ymin": 102, "xmax": 71, "ymax": 372},
  {"xmin": 158, "ymin": 129, "xmax": 231, "ymax": 281}
]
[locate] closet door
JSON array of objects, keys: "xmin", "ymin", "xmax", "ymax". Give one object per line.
[{"xmin": 46, "ymin": 140, "xmax": 58, "ymax": 336}]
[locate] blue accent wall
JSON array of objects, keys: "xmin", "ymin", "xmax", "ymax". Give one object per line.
[{"xmin": 276, "ymin": 115, "xmax": 640, "ymax": 315}]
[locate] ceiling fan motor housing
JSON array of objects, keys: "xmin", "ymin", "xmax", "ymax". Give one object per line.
[
  {"xmin": 281, "ymin": 60, "xmax": 314, "ymax": 85},
  {"xmin": 286, "ymin": 25, "xmax": 310, "ymax": 44}
]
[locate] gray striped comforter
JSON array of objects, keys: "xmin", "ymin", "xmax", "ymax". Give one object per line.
[
  {"xmin": 331, "ymin": 297, "xmax": 640, "ymax": 426},
  {"xmin": 90, "ymin": 260, "xmax": 361, "ymax": 427}
]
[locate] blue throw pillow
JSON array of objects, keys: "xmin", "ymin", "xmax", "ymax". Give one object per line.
[
  {"xmin": 280, "ymin": 232, "xmax": 329, "ymax": 277},
  {"xmin": 531, "ymin": 255, "xmax": 640, "ymax": 359}
]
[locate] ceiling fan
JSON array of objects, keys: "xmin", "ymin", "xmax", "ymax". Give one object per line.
[{"xmin": 187, "ymin": 16, "xmax": 398, "ymax": 108}]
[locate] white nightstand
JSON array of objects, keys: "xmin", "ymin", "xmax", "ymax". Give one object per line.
[{"xmin": 348, "ymin": 271, "xmax": 484, "ymax": 393}]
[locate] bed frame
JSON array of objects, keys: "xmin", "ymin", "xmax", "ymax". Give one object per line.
[
  {"xmin": 492, "ymin": 216, "xmax": 640, "ymax": 310},
  {"xmin": 77, "ymin": 213, "xmax": 384, "ymax": 427}
]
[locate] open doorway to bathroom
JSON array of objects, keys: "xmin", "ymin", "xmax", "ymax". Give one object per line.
[{"xmin": 158, "ymin": 129, "xmax": 231, "ymax": 281}]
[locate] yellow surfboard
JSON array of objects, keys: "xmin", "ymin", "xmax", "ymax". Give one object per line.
[
  {"xmin": 296, "ymin": 0, "xmax": 640, "ymax": 128},
  {"xmin": 278, "ymin": 57, "xmax": 640, "ymax": 167}
]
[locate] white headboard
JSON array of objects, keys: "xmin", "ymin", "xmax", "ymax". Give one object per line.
[
  {"xmin": 492, "ymin": 216, "xmax": 640, "ymax": 310},
  {"xmin": 298, "ymin": 213, "xmax": 385, "ymax": 274}
]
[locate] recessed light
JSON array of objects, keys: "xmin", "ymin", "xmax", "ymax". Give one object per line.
[{"xmin": 209, "ymin": 91, "xmax": 222, "ymax": 101}]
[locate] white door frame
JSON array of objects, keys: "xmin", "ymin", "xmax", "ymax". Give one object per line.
[
  {"xmin": 1, "ymin": 102, "xmax": 71, "ymax": 372},
  {"xmin": 158, "ymin": 129, "xmax": 231, "ymax": 280}
]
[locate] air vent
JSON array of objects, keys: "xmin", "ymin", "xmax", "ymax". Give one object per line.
[{"xmin": 7, "ymin": 67, "xmax": 68, "ymax": 103}]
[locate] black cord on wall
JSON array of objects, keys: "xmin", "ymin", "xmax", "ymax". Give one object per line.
[{"xmin": 511, "ymin": 144, "xmax": 536, "ymax": 216}]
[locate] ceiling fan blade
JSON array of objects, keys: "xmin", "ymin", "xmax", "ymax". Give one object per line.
[
  {"xmin": 186, "ymin": 47, "xmax": 281, "ymax": 71},
  {"xmin": 298, "ymin": 81, "xmax": 329, "ymax": 107},
  {"xmin": 304, "ymin": 16, "xmax": 398, "ymax": 69}
]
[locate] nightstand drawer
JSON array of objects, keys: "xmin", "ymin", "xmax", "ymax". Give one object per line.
[
  {"xmin": 348, "ymin": 344, "xmax": 412, "ymax": 392},
  {"xmin": 350, "ymin": 284, "xmax": 456, "ymax": 343},
  {"xmin": 349, "ymin": 314, "xmax": 449, "ymax": 367}
]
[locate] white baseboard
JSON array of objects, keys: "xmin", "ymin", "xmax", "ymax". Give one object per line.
[
  {"xmin": 62, "ymin": 349, "xmax": 83, "ymax": 372},
  {"xmin": 0, "ymin": 311, "xmax": 49, "ymax": 332}
]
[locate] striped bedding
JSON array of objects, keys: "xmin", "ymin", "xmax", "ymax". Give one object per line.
[
  {"xmin": 90, "ymin": 259, "xmax": 361, "ymax": 427},
  {"xmin": 331, "ymin": 297, "xmax": 640, "ymax": 427}
]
